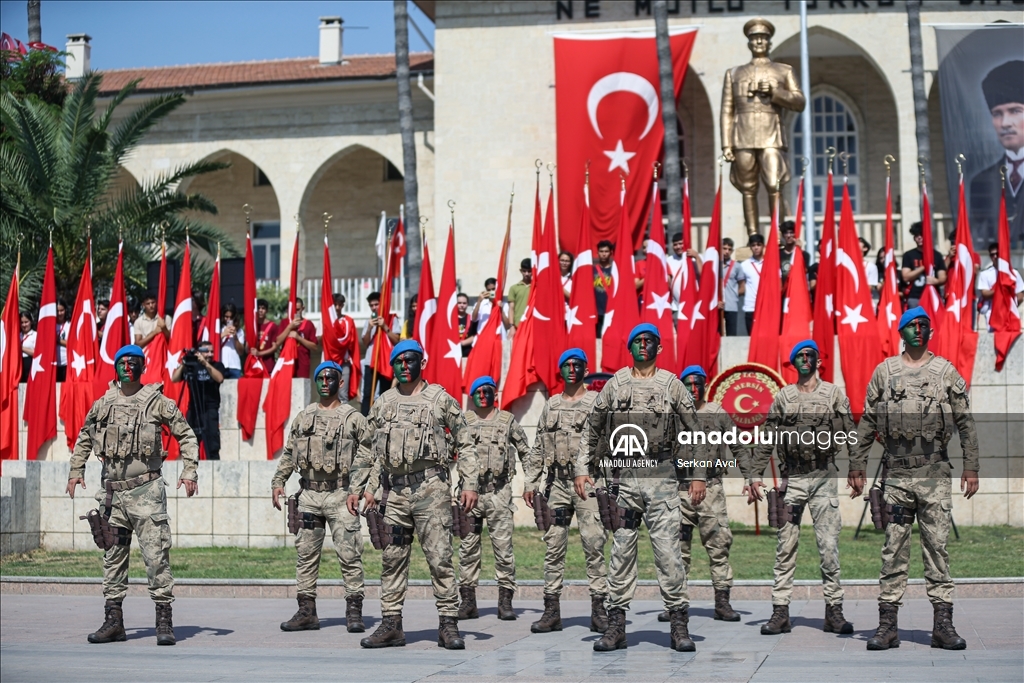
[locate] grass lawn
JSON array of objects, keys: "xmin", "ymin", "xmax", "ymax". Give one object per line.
[{"xmin": 3, "ymin": 524, "xmax": 1021, "ymax": 581}]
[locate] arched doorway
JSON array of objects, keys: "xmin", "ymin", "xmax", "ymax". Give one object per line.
[{"xmin": 792, "ymin": 89, "xmax": 863, "ymax": 215}]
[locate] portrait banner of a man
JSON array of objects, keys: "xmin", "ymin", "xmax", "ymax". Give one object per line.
[{"xmin": 936, "ymin": 25, "xmax": 1024, "ymax": 249}]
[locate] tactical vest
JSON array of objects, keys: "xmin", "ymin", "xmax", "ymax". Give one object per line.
[
  {"xmin": 465, "ymin": 410, "xmax": 515, "ymax": 479},
  {"xmin": 774, "ymin": 383, "xmax": 841, "ymax": 472},
  {"xmin": 538, "ymin": 392, "xmax": 598, "ymax": 471},
  {"xmin": 875, "ymin": 356, "xmax": 956, "ymax": 456},
  {"xmin": 89, "ymin": 384, "xmax": 165, "ymax": 472},
  {"xmin": 605, "ymin": 367, "xmax": 677, "ymax": 458},
  {"xmin": 371, "ymin": 385, "xmax": 450, "ymax": 471},
  {"xmin": 293, "ymin": 404, "xmax": 357, "ymax": 478}
]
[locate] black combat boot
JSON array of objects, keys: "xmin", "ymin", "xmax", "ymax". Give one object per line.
[
  {"xmin": 437, "ymin": 616, "xmax": 466, "ymax": 650},
  {"xmin": 866, "ymin": 602, "xmax": 900, "ymax": 651},
  {"xmin": 824, "ymin": 603, "xmax": 853, "ymax": 634},
  {"xmin": 669, "ymin": 606, "xmax": 696, "ymax": 652},
  {"xmin": 593, "ymin": 608, "xmax": 627, "ymax": 651},
  {"xmin": 760, "ymin": 604, "xmax": 791, "ymax": 635},
  {"xmin": 360, "ymin": 614, "xmax": 405, "ymax": 648},
  {"xmin": 657, "ymin": 610, "xmax": 670, "ymax": 622},
  {"xmin": 714, "ymin": 589, "xmax": 741, "ymax": 622},
  {"xmin": 497, "ymin": 587, "xmax": 516, "ymax": 621},
  {"xmin": 457, "ymin": 585, "xmax": 478, "ymax": 620},
  {"xmin": 930, "ymin": 602, "xmax": 967, "ymax": 650},
  {"xmin": 87, "ymin": 599, "xmax": 126, "ymax": 644},
  {"xmin": 590, "ymin": 594, "xmax": 609, "ymax": 633},
  {"xmin": 155, "ymin": 603, "xmax": 176, "ymax": 646},
  {"xmin": 531, "ymin": 594, "xmax": 562, "ymax": 633},
  {"xmin": 346, "ymin": 595, "xmax": 365, "ymax": 633},
  {"xmin": 280, "ymin": 595, "xmax": 320, "ymax": 632}
]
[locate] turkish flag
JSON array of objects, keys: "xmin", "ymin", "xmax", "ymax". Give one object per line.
[
  {"xmin": 554, "ymin": 28, "xmax": 698, "ymax": 252},
  {"xmin": 503, "ymin": 184, "xmax": 544, "ymax": 408},
  {"xmin": 991, "ymin": 187, "xmax": 1022, "ymax": 371},
  {"xmin": 238, "ymin": 232, "xmax": 265, "ymax": 441},
  {"xmin": 600, "ymin": 185, "xmax": 641, "ymax": 372},
  {"xmin": 201, "ymin": 249, "xmax": 221, "ymax": 362},
  {"xmin": 414, "ymin": 239, "xmax": 436, "ymax": 348},
  {"xmin": 876, "ymin": 176, "xmax": 902, "ymax": 357},
  {"xmin": 533, "ymin": 183, "xmax": 567, "ymax": 392},
  {"xmin": 465, "ymin": 202, "xmax": 511, "ymax": 391},
  {"xmin": 835, "ymin": 182, "xmax": 883, "ymax": 419},
  {"xmin": 780, "ymin": 183, "xmax": 813, "ymax": 384},
  {"xmin": 264, "ymin": 234, "xmax": 299, "ymax": 459},
  {"xmin": 938, "ymin": 176, "xmax": 978, "ymax": 387},
  {"xmin": 370, "ymin": 220, "xmax": 404, "ymax": 382},
  {"xmin": 682, "ymin": 177, "xmax": 722, "ymax": 374},
  {"xmin": 141, "ymin": 242, "xmax": 169, "ymax": 385},
  {"xmin": 425, "ymin": 225, "xmax": 462, "ymax": 399},
  {"xmin": 918, "ymin": 185, "xmax": 945, "ymax": 349},
  {"xmin": 1, "ymin": 267, "xmax": 20, "ymax": 466},
  {"xmin": 320, "ymin": 235, "xmax": 361, "ymax": 400},
  {"xmin": 26, "ymin": 247, "xmax": 58, "ymax": 458},
  {"xmin": 748, "ymin": 200, "xmax": 783, "ymax": 372},
  {"xmin": 163, "ymin": 240, "xmax": 194, "ymax": 458},
  {"xmin": 566, "ymin": 184, "xmax": 598, "ymax": 366},
  {"xmin": 673, "ymin": 176, "xmax": 700, "ymax": 374},
  {"xmin": 96, "ymin": 243, "xmax": 130, "ymax": 391},
  {"xmin": 812, "ymin": 171, "xmax": 837, "ymax": 382},
  {"xmin": 60, "ymin": 246, "xmax": 98, "ymax": 448},
  {"xmin": 641, "ymin": 177, "xmax": 676, "ymax": 371}
]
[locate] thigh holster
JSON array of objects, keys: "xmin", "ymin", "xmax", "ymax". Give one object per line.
[
  {"xmin": 679, "ymin": 523, "xmax": 694, "ymax": 542},
  {"xmin": 786, "ymin": 504, "xmax": 805, "ymax": 526},
  {"xmin": 621, "ymin": 509, "xmax": 644, "ymax": 530},
  {"xmin": 552, "ymin": 506, "xmax": 574, "ymax": 528},
  {"xmin": 533, "ymin": 491, "xmax": 553, "ymax": 531},
  {"xmin": 886, "ymin": 504, "xmax": 916, "ymax": 526},
  {"xmin": 452, "ymin": 504, "xmax": 471, "ymax": 539},
  {"xmin": 387, "ymin": 524, "xmax": 415, "ymax": 546},
  {"xmin": 287, "ymin": 494, "xmax": 326, "ymax": 535}
]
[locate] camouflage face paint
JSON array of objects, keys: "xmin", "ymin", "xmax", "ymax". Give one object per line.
[
  {"xmin": 793, "ymin": 349, "xmax": 818, "ymax": 378},
  {"xmin": 559, "ymin": 358, "xmax": 586, "ymax": 384},
  {"xmin": 682, "ymin": 375, "xmax": 706, "ymax": 403},
  {"xmin": 472, "ymin": 385, "xmax": 496, "ymax": 409},
  {"xmin": 900, "ymin": 318, "xmax": 930, "ymax": 348},
  {"xmin": 391, "ymin": 352, "xmax": 423, "ymax": 384},
  {"xmin": 315, "ymin": 368, "xmax": 340, "ymax": 398},
  {"xmin": 115, "ymin": 356, "xmax": 143, "ymax": 383},
  {"xmin": 629, "ymin": 333, "xmax": 659, "ymax": 363}
]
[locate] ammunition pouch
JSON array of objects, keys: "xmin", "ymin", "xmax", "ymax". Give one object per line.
[
  {"xmin": 287, "ymin": 495, "xmax": 326, "ymax": 534},
  {"xmin": 679, "ymin": 523, "xmax": 693, "ymax": 542},
  {"xmin": 452, "ymin": 503, "xmax": 472, "ymax": 539},
  {"xmin": 868, "ymin": 487, "xmax": 888, "ymax": 529},
  {"xmin": 364, "ymin": 508, "xmax": 389, "ymax": 550},
  {"xmin": 621, "ymin": 508, "xmax": 644, "ymax": 530},
  {"xmin": 886, "ymin": 504, "xmax": 916, "ymax": 526},
  {"xmin": 387, "ymin": 524, "xmax": 414, "ymax": 546},
  {"xmin": 593, "ymin": 485, "xmax": 625, "ymax": 532},
  {"xmin": 79, "ymin": 510, "xmax": 131, "ymax": 550},
  {"xmin": 533, "ymin": 492, "xmax": 553, "ymax": 531},
  {"xmin": 766, "ymin": 488, "xmax": 784, "ymax": 529},
  {"xmin": 552, "ymin": 506, "xmax": 574, "ymax": 528},
  {"xmin": 389, "ymin": 466, "xmax": 448, "ymax": 491}
]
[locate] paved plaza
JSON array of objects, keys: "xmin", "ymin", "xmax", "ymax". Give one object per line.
[{"xmin": 1, "ymin": 595, "xmax": 1021, "ymax": 682}]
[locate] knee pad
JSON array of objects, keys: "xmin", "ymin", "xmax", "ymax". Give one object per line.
[
  {"xmin": 552, "ymin": 507, "xmax": 574, "ymax": 528},
  {"xmin": 388, "ymin": 525, "xmax": 415, "ymax": 546}
]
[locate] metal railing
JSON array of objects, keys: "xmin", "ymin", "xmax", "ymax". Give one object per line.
[{"xmin": 303, "ymin": 277, "xmax": 406, "ymax": 320}]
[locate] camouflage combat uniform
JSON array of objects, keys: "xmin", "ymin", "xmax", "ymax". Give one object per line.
[
  {"xmin": 350, "ymin": 384, "xmax": 478, "ymax": 620},
  {"xmin": 750, "ymin": 380, "xmax": 854, "ymax": 620},
  {"xmin": 70, "ymin": 383, "xmax": 198, "ymax": 605},
  {"xmin": 272, "ymin": 401, "xmax": 372, "ymax": 630},
  {"xmin": 853, "ymin": 355, "xmax": 978, "ymax": 635},
  {"xmin": 529, "ymin": 392, "xmax": 608, "ymax": 600},
  {"xmin": 577, "ymin": 367, "xmax": 708, "ymax": 651}
]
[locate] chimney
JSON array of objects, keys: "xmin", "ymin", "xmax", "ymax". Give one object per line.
[
  {"xmin": 319, "ymin": 17, "xmax": 343, "ymax": 65},
  {"xmin": 65, "ymin": 33, "xmax": 92, "ymax": 79}
]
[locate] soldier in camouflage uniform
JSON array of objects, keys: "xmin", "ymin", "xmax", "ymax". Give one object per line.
[
  {"xmin": 746, "ymin": 340, "xmax": 855, "ymax": 637},
  {"xmin": 455, "ymin": 375, "xmax": 531, "ymax": 621},
  {"xmin": 272, "ymin": 361, "xmax": 373, "ymax": 634},
  {"xmin": 347, "ymin": 339, "xmax": 479, "ymax": 650},
  {"xmin": 656, "ymin": 365, "xmax": 743, "ymax": 624},
  {"xmin": 66, "ymin": 345, "xmax": 199, "ymax": 646},
  {"xmin": 850, "ymin": 307, "xmax": 979, "ymax": 652},
  {"xmin": 524, "ymin": 348, "xmax": 608, "ymax": 634},
  {"xmin": 575, "ymin": 324, "xmax": 709, "ymax": 653}
]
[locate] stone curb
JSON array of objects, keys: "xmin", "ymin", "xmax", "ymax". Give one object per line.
[{"xmin": 3, "ymin": 575, "xmax": 1021, "ymax": 601}]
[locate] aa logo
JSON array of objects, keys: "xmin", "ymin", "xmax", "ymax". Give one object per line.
[{"xmin": 609, "ymin": 424, "xmax": 648, "ymax": 458}]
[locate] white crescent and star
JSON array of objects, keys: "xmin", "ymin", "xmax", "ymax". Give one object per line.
[
  {"xmin": 646, "ymin": 292, "xmax": 672, "ymax": 320},
  {"xmin": 99, "ymin": 302, "xmax": 124, "ymax": 364},
  {"xmin": 587, "ymin": 71, "xmax": 659, "ymax": 175},
  {"xmin": 840, "ymin": 303, "xmax": 869, "ymax": 333},
  {"xmin": 836, "ymin": 248, "xmax": 860, "ymax": 293}
]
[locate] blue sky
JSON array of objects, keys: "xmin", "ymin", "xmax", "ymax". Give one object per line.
[{"xmin": 0, "ymin": 1, "xmax": 434, "ymax": 69}]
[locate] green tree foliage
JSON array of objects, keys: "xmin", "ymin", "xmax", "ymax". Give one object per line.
[
  {"xmin": 0, "ymin": 70, "xmax": 239, "ymax": 313},
  {"xmin": 0, "ymin": 48, "xmax": 67, "ymax": 111}
]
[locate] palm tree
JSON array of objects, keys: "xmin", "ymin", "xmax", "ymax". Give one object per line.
[
  {"xmin": 27, "ymin": 1, "xmax": 41, "ymax": 45},
  {"xmin": 906, "ymin": 0, "xmax": 931, "ymax": 192},
  {"xmin": 394, "ymin": 0, "xmax": 421, "ymax": 303},
  {"xmin": 1, "ymin": 71, "xmax": 238, "ymax": 310}
]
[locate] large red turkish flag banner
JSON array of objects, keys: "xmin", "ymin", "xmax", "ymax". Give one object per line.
[{"xmin": 554, "ymin": 28, "xmax": 697, "ymax": 252}]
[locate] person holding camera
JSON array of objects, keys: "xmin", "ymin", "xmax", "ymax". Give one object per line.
[{"xmin": 171, "ymin": 340, "xmax": 225, "ymax": 460}]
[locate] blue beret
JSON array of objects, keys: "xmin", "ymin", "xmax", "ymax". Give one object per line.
[
  {"xmin": 558, "ymin": 348, "xmax": 588, "ymax": 366},
  {"xmin": 390, "ymin": 339, "xmax": 424, "ymax": 363},
  {"xmin": 627, "ymin": 323, "xmax": 661, "ymax": 347},
  {"xmin": 469, "ymin": 376, "xmax": 497, "ymax": 396},
  {"xmin": 789, "ymin": 339, "xmax": 819, "ymax": 364},
  {"xmin": 898, "ymin": 306, "xmax": 929, "ymax": 330},
  {"xmin": 680, "ymin": 365, "xmax": 707, "ymax": 380},
  {"xmin": 114, "ymin": 345, "xmax": 145, "ymax": 364},
  {"xmin": 314, "ymin": 361, "xmax": 343, "ymax": 378}
]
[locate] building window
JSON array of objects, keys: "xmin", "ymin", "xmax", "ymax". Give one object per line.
[
  {"xmin": 254, "ymin": 167, "xmax": 272, "ymax": 187},
  {"xmin": 252, "ymin": 221, "xmax": 280, "ymax": 280},
  {"xmin": 792, "ymin": 92, "xmax": 859, "ymax": 216},
  {"xmin": 384, "ymin": 160, "xmax": 403, "ymax": 182}
]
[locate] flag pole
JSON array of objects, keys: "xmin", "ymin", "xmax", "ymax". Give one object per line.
[
  {"xmin": 717, "ymin": 156, "xmax": 726, "ymax": 337},
  {"xmin": 369, "ymin": 223, "xmax": 394, "ymax": 410}
]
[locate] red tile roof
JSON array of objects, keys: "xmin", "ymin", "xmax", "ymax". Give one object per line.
[{"xmin": 97, "ymin": 52, "xmax": 433, "ymax": 94}]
